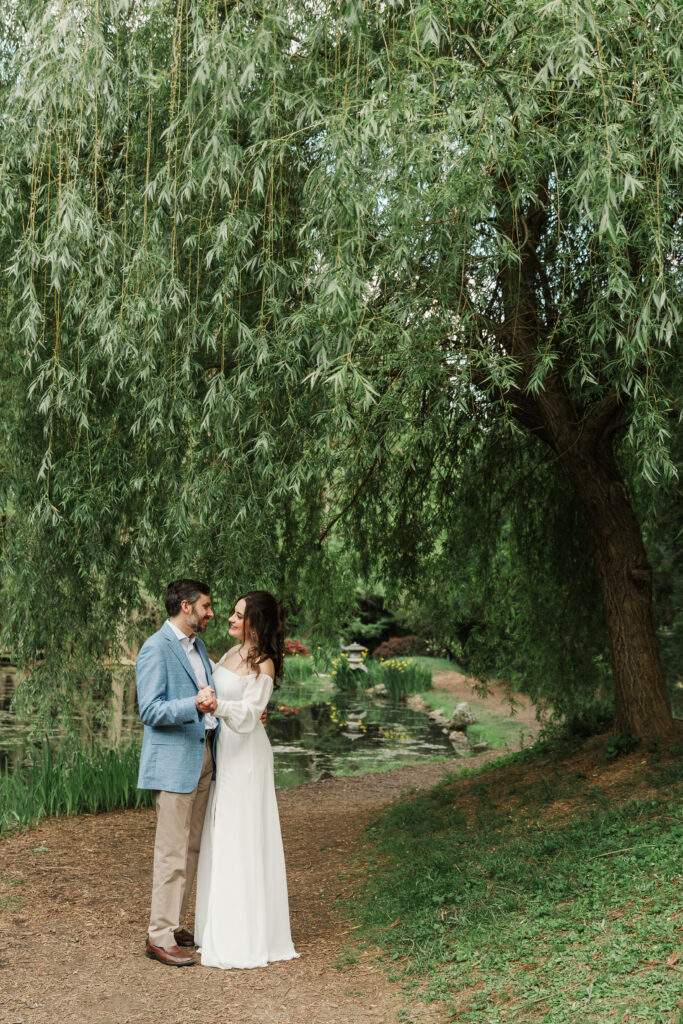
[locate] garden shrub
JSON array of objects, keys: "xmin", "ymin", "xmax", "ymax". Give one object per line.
[
  {"xmin": 284, "ymin": 638, "xmax": 310, "ymax": 657},
  {"xmin": 372, "ymin": 635, "xmax": 430, "ymax": 659}
]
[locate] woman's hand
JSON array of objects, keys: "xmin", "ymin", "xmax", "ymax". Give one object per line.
[{"xmin": 196, "ymin": 686, "xmax": 218, "ymax": 713}]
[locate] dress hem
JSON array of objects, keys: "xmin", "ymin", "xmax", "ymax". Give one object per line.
[{"xmin": 198, "ymin": 950, "xmax": 300, "ymax": 971}]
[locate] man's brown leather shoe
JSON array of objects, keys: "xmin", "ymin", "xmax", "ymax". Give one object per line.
[
  {"xmin": 145, "ymin": 939, "xmax": 196, "ymax": 966},
  {"xmin": 174, "ymin": 928, "xmax": 195, "ymax": 947}
]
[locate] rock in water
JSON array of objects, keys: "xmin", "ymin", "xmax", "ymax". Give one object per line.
[
  {"xmin": 406, "ymin": 694, "xmax": 431, "ymax": 713},
  {"xmin": 449, "ymin": 731, "xmax": 470, "ymax": 756},
  {"xmin": 450, "ymin": 702, "xmax": 477, "ymax": 730},
  {"xmin": 428, "ymin": 708, "xmax": 452, "ymax": 728}
]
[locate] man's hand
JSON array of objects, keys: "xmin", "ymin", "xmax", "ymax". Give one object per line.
[{"xmin": 196, "ymin": 686, "xmax": 217, "ymax": 714}]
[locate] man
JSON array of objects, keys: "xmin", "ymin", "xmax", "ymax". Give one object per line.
[{"xmin": 137, "ymin": 579, "xmax": 218, "ymax": 967}]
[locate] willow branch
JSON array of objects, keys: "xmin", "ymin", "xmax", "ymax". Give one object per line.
[{"xmin": 317, "ymin": 457, "xmax": 379, "ymax": 545}]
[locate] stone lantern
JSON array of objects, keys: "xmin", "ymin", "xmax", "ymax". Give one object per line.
[{"xmin": 342, "ymin": 641, "xmax": 368, "ymax": 672}]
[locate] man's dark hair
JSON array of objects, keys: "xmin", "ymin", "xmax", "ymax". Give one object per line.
[{"xmin": 165, "ymin": 579, "xmax": 211, "ymax": 617}]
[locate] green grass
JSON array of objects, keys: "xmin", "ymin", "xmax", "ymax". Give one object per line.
[
  {"xmin": 283, "ymin": 654, "xmax": 318, "ymax": 683},
  {"xmin": 331, "ymin": 754, "xmax": 450, "ymax": 779},
  {"xmin": 0, "ymin": 740, "xmax": 153, "ymax": 834},
  {"xmin": 420, "ymin": 689, "xmax": 534, "ymax": 750},
  {"xmin": 350, "ymin": 744, "xmax": 683, "ymax": 1023},
  {"xmin": 0, "ymin": 895, "xmax": 22, "ymax": 912},
  {"xmin": 409, "ymin": 655, "xmax": 469, "ymax": 675},
  {"xmin": 407, "ymin": 658, "xmax": 534, "ymax": 749}
]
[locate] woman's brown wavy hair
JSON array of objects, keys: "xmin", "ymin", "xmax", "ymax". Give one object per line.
[{"xmin": 239, "ymin": 590, "xmax": 285, "ymax": 687}]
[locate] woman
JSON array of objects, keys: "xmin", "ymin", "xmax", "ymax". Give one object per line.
[{"xmin": 194, "ymin": 590, "xmax": 298, "ymax": 969}]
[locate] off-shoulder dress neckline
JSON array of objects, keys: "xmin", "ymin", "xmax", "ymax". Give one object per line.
[{"xmin": 214, "ymin": 663, "xmax": 273, "ymax": 682}]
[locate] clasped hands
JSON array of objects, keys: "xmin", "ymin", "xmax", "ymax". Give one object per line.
[
  {"xmin": 196, "ymin": 686, "xmax": 217, "ymax": 714},
  {"xmin": 195, "ymin": 685, "xmax": 268, "ymax": 725}
]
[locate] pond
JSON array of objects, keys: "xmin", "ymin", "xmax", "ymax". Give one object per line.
[
  {"xmin": 269, "ymin": 693, "xmax": 454, "ymax": 787},
  {"xmin": 0, "ymin": 667, "xmax": 455, "ymax": 785}
]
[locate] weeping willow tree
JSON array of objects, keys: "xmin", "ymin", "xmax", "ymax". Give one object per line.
[
  {"xmin": 0, "ymin": 0, "xmax": 345, "ymax": 725},
  {"xmin": 0, "ymin": 0, "xmax": 680, "ymax": 739}
]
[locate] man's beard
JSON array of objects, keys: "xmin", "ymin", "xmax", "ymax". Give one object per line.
[{"xmin": 187, "ymin": 609, "xmax": 208, "ymax": 633}]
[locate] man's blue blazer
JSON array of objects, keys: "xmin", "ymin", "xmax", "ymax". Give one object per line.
[{"xmin": 136, "ymin": 621, "xmax": 219, "ymax": 793}]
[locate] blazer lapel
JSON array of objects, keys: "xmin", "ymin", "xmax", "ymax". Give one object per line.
[
  {"xmin": 163, "ymin": 623, "xmax": 200, "ymax": 691},
  {"xmin": 195, "ymin": 637, "xmax": 213, "ymax": 685}
]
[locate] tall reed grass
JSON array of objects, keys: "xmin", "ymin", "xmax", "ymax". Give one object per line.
[
  {"xmin": 330, "ymin": 655, "xmax": 360, "ymax": 691},
  {"xmin": 0, "ymin": 740, "xmax": 152, "ymax": 834},
  {"xmin": 328, "ymin": 656, "xmax": 433, "ymax": 699},
  {"xmin": 367, "ymin": 658, "xmax": 432, "ymax": 701},
  {"xmin": 283, "ymin": 654, "xmax": 317, "ymax": 683}
]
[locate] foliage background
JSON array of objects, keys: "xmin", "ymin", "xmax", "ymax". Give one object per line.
[{"xmin": 0, "ymin": 0, "xmax": 680, "ymax": 729}]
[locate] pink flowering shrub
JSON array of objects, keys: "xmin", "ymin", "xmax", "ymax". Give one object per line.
[{"xmin": 284, "ymin": 638, "xmax": 310, "ymax": 657}]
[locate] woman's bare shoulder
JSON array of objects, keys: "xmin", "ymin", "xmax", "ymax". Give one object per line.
[{"xmin": 257, "ymin": 657, "xmax": 275, "ymax": 679}]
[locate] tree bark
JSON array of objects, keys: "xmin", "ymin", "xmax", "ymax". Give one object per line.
[
  {"xmin": 496, "ymin": 199, "xmax": 677, "ymax": 743},
  {"xmin": 549, "ymin": 409, "xmax": 677, "ymax": 742}
]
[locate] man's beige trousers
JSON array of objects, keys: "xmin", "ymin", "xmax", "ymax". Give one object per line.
[{"xmin": 148, "ymin": 739, "xmax": 214, "ymax": 948}]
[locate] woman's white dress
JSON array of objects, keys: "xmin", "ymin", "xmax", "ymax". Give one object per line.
[{"xmin": 194, "ymin": 662, "xmax": 298, "ymax": 969}]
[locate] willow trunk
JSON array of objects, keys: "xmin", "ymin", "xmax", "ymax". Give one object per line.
[{"xmin": 559, "ymin": 437, "xmax": 677, "ymax": 742}]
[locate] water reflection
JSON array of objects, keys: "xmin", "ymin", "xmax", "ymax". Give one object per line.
[
  {"xmin": 0, "ymin": 667, "xmax": 454, "ymax": 786},
  {"xmin": 0, "ymin": 672, "xmax": 14, "ymax": 712},
  {"xmin": 0, "ymin": 666, "xmax": 143, "ymax": 773},
  {"xmin": 269, "ymin": 695, "xmax": 453, "ymax": 788}
]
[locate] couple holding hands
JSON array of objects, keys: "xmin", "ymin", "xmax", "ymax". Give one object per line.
[{"xmin": 136, "ymin": 579, "xmax": 298, "ymax": 970}]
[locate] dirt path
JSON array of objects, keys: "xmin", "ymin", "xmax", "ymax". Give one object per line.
[{"xmin": 0, "ymin": 684, "xmax": 542, "ymax": 1024}]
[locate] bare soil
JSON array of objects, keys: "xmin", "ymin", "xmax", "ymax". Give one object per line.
[{"xmin": 0, "ymin": 674, "xmax": 542, "ymax": 1024}]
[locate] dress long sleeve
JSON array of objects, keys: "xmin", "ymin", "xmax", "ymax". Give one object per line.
[{"xmin": 214, "ymin": 672, "xmax": 273, "ymax": 733}]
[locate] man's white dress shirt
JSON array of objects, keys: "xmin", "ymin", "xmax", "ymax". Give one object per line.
[{"xmin": 167, "ymin": 620, "xmax": 218, "ymax": 731}]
